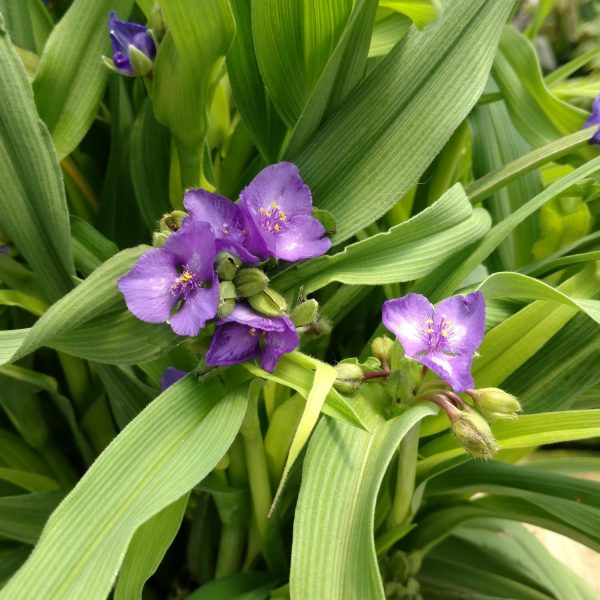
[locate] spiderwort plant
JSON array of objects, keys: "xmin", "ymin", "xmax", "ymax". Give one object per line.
[
  {"xmin": 583, "ymin": 92, "xmax": 600, "ymax": 146},
  {"xmin": 106, "ymin": 11, "xmax": 156, "ymax": 77},
  {"xmin": 118, "ymin": 221, "xmax": 219, "ymax": 337}
]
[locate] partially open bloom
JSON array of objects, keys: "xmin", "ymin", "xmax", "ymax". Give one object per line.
[
  {"xmin": 118, "ymin": 221, "xmax": 219, "ymax": 336},
  {"xmin": 583, "ymin": 93, "xmax": 600, "ymax": 146},
  {"xmin": 184, "ymin": 189, "xmax": 259, "ymax": 264},
  {"xmin": 382, "ymin": 292, "xmax": 485, "ymax": 392},
  {"xmin": 239, "ymin": 162, "xmax": 331, "ymax": 261},
  {"xmin": 160, "ymin": 367, "xmax": 187, "ymax": 390},
  {"xmin": 206, "ymin": 303, "xmax": 299, "ymax": 372},
  {"xmin": 108, "ymin": 11, "xmax": 156, "ymax": 76}
]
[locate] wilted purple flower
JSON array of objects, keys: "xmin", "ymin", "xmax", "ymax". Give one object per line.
[
  {"xmin": 206, "ymin": 303, "xmax": 299, "ymax": 372},
  {"xmin": 109, "ymin": 11, "xmax": 156, "ymax": 76},
  {"xmin": 239, "ymin": 162, "xmax": 331, "ymax": 262},
  {"xmin": 184, "ymin": 189, "xmax": 259, "ymax": 264},
  {"xmin": 382, "ymin": 292, "xmax": 485, "ymax": 392},
  {"xmin": 118, "ymin": 221, "xmax": 219, "ymax": 337},
  {"xmin": 160, "ymin": 367, "xmax": 188, "ymax": 390},
  {"xmin": 584, "ymin": 93, "xmax": 600, "ymax": 146}
]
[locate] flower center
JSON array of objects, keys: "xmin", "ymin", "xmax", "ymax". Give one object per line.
[
  {"xmin": 423, "ymin": 315, "xmax": 453, "ymax": 352},
  {"xmin": 171, "ymin": 268, "xmax": 200, "ymax": 299},
  {"xmin": 258, "ymin": 202, "xmax": 288, "ymax": 235}
]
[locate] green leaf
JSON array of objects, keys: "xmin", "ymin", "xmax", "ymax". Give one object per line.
[
  {"xmin": 0, "ymin": 469, "xmax": 59, "ymax": 493},
  {"xmin": 274, "ymin": 184, "xmax": 490, "ymax": 293},
  {"xmin": 226, "ymin": 0, "xmax": 286, "ymax": 162},
  {"xmin": 0, "ymin": 16, "xmax": 75, "ymax": 301},
  {"xmin": 492, "ymin": 26, "xmax": 587, "ymax": 148},
  {"xmin": 32, "ymin": 0, "xmax": 135, "ymax": 158},
  {"xmin": 70, "ymin": 216, "xmax": 118, "ymax": 278},
  {"xmin": 378, "ymin": 0, "xmax": 440, "ymax": 29},
  {"xmin": 291, "ymin": 403, "xmax": 438, "ymax": 599},
  {"xmin": 252, "ymin": 0, "xmax": 354, "ymax": 128},
  {"xmin": 294, "ymin": 0, "xmax": 515, "ymax": 243},
  {"xmin": 114, "ymin": 494, "xmax": 189, "ymax": 600},
  {"xmin": 416, "ymin": 155, "xmax": 600, "ymax": 300},
  {"xmin": 368, "ymin": 11, "xmax": 411, "ymax": 58},
  {"xmin": 187, "ymin": 572, "xmax": 277, "ymax": 600},
  {"xmin": 2, "ymin": 377, "xmax": 247, "ymax": 598}
]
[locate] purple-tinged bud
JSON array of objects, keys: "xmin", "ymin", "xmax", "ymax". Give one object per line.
[
  {"xmin": 234, "ymin": 268, "xmax": 269, "ymax": 297},
  {"xmin": 107, "ymin": 12, "xmax": 157, "ymax": 77},
  {"xmin": 450, "ymin": 405, "xmax": 497, "ymax": 459},
  {"xmin": 334, "ymin": 363, "xmax": 364, "ymax": 393},
  {"xmin": 290, "ymin": 299, "xmax": 319, "ymax": 327},
  {"xmin": 247, "ymin": 287, "xmax": 287, "ymax": 316}
]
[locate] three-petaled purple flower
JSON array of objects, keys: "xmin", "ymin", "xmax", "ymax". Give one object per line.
[
  {"xmin": 184, "ymin": 189, "xmax": 260, "ymax": 264},
  {"xmin": 382, "ymin": 292, "xmax": 485, "ymax": 392},
  {"xmin": 206, "ymin": 303, "xmax": 299, "ymax": 372},
  {"xmin": 583, "ymin": 93, "xmax": 600, "ymax": 146},
  {"xmin": 109, "ymin": 11, "xmax": 156, "ymax": 76},
  {"xmin": 118, "ymin": 221, "xmax": 219, "ymax": 337}
]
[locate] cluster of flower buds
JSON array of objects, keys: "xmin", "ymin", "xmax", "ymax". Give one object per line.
[
  {"xmin": 118, "ymin": 162, "xmax": 332, "ymax": 373},
  {"xmin": 331, "ymin": 291, "xmax": 521, "ymax": 459}
]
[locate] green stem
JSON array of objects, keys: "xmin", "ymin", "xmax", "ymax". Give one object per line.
[
  {"xmin": 389, "ymin": 424, "xmax": 420, "ymax": 527},
  {"xmin": 215, "ymin": 523, "xmax": 246, "ymax": 578},
  {"xmin": 57, "ymin": 353, "xmax": 90, "ymax": 414},
  {"xmin": 176, "ymin": 142, "xmax": 202, "ymax": 192}
]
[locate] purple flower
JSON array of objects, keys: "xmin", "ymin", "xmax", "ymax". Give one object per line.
[
  {"xmin": 239, "ymin": 162, "xmax": 331, "ymax": 262},
  {"xmin": 183, "ymin": 189, "xmax": 259, "ymax": 264},
  {"xmin": 160, "ymin": 367, "xmax": 188, "ymax": 390},
  {"xmin": 0, "ymin": 245, "xmax": 8, "ymax": 255},
  {"xmin": 584, "ymin": 94, "xmax": 600, "ymax": 146},
  {"xmin": 382, "ymin": 292, "xmax": 485, "ymax": 392},
  {"xmin": 206, "ymin": 303, "xmax": 299, "ymax": 373},
  {"xmin": 118, "ymin": 221, "xmax": 219, "ymax": 337},
  {"xmin": 109, "ymin": 11, "xmax": 156, "ymax": 76}
]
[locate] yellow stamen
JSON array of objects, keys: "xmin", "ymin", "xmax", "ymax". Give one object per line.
[
  {"xmin": 445, "ymin": 320, "xmax": 451, "ymax": 326},
  {"xmin": 266, "ymin": 211, "xmax": 271, "ymax": 217},
  {"xmin": 274, "ymin": 224, "xmax": 280, "ymax": 231},
  {"xmin": 425, "ymin": 319, "xmax": 434, "ymax": 324},
  {"xmin": 271, "ymin": 201, "xmax": 277, "ymax": 208},
  {"xmin": 280, "ymin": 213, "xmax": 286, "ymax": 221},
  {"xmin": 249, "ymin": 327, "xmax": 256, "ymax": 337},
  {"xmin": 259, "ymin": 208, "xmax": 265, "ymax": 214},
  {"xmin": 442, "ymin": 330, "xmax": 449, "ymax": 337},
  {"xmin": 178, "ymin": 271, "xmax": 193, "ymax": 283},
  {"xmin": 426, "ymin": 328, "xmax": 434, "ymax": 334}
]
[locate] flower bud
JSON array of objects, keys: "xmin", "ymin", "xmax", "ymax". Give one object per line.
[
  {"xmin": 371, "ymin": 336, "xmax": 394, "ymax": 366},
  {"xmin": 291, "ymin": 299, "xmax": 319, "ymax": 327},
  {"xmin": 107, "ymin": 12, "xmax": 157, "ymax": 77},
  {"xmin": 152, "ymin": 231, "xmax": 169, "ymax": 247},
  {"xmin": 451, "ymin": 406, "xmax": 497, "ymax": 459},
  {"xmin": 247, "ymin": 287, "xmax": 288, "ymax": 316},
  {"xmin": 158, "ymin": 210, "xmax": 187, "ymax": 234},
  {"xmin": 234, "ymin": 268, "xmax": 269, "ymax": 297},
  {"xmin": 147, "ymin": 4, "xmax": 166, "ymax": 40},
  {"xmin": 468, "ymin": 388, "xmax": 521, "ymax": 417},
  {"xmin": 127, "ymin": 44, "xmax": 154, "ymax": 76},
  {"xmin": 333, "ymin": 363, "xmax": 364, "ymax": 393},
  {"xmin": 217, "ymin": 281, "xmax": 236, "ymax": 318},
  {"xmin": 215, "ymin": 252, "xmax": 242, "ymax": 281}
]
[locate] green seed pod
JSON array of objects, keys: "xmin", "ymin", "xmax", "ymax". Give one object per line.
[
  {"xmin": 158, "ymin": 210, "xmax": 187, "ymax": 234},
  {"xmin": 247, "ymin": 287, "xmax": 288, "ymax": 316},
  {"xmin": 215, "ymin": 252, "xmax": 242, "ymax": 281},
  {"xmin": 291, "ymin": 299, "xmax": 319, "ymax": 327},
  {"xmin": 234, "ymin": 268, "xmax": 269, "ymax": 297},
  {"xmin": 217, "ymin": 281, "xmax": 236, "ymax": 317}
]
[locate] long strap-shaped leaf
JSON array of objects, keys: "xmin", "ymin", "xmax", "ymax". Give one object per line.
[
  {"xmin": 290, "ymin": 403, "xmax": 438, "ymax": 599},
  {"xmin": 294, "ymin": 0, "xmax": 515, "ymax": 243},
  {"xmin": 1, "ymin": 377, "xmax": 248, "ymax": 599},
  {"xmin": 273, "ymin": 184, "xmax": 490, "ymax": 293},
  {"xmin": 0, "ymin": 13, "xmax": 75, "ymax": 301}
]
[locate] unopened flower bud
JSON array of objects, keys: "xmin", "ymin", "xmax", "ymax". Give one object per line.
[
  {"xmin": 215, "ymin": 252, "xmax": 242, "ymax": 281},
  {"xmin": 291, "ymin": 299, "xmax": 319, "ymax": 327},
  {"xmin": 234, "ymin": 268, "xmax": 269, "ymax": 297},
  {"xmin": 217, "ymin": 281, "xmax": 236, "ymax": 317},
  {"xmin": 128, "ymin": 44, "xmax": 154, "ymax": 76},
  {"xmin": 107, "ymin": 12, "xmax": 157, "ymax": 77},
  {"xmin": 468, "ymin": 387, "xmax": 521, "ymax": 417},
  {"xmin": 247, "ymin": 287, "xmax": 288, "ymax": 316},
  {"xmin": 158, "ymin": 210, "xmax": 187, "ymax": 234},
  {"xmin": 451, "ymin": 406, "xmax": 497, "ymax": 459},
  {"xmin": 371, "ymin": 336, "xmax": 394, "ymax": 366},
  {"xmin": 147, "ymin": 4, "xmax": 166, "ymax": 40},
  {"xmin": 334, "ymin": 363, "xmax": 364, "ymax": 393},
  {"xmin": 152, "ymin": 231, "xmax": 169, "ymax": 247}
]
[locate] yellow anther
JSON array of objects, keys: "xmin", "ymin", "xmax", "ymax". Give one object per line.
[
  {"xmin": 271, "ymin": 201, "xmax": 277, "ymax": 208},
  {"xmin": 442, "ymin": 330, "xmax": 449, "ymax": 337},
  {"xmin": 279, "ymin": 213, "xmax": 286, "ymax": 221},
  {"xmin": 426, "ymin": 328, "xmax": 434, "ymax": 334},
  {"xmin": 445, "ymin": 320, "xmax": 451, "ymax": 326},
  {"xmin": 259, "ymin": 207, "xmax": 265, "ymax": 214},
  {"xmin": 425, "ymin": 319, "xmax": 434, "ymax": 324},
  {"xmin": 266, "ymin": 211, "xmax": 271, "ymax": 217},
  {"xmin": 274, "ymin": 224, "xmax": 280, "ymax": 231},
  {"xmin": 178, "ymin": 271, "xmax": 193, "ymax": 283},
  {"xmin": 249, "ymin": 327, "xmax": 256, "ymax": 337}
]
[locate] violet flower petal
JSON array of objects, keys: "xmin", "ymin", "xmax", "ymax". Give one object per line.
[
  {"xmin": 164, "ymin": 221, "xmax": 215, "ymax": 282},
  {"xmin": 420, "ymin": 353, "xmax": 475, "ymax": 393},
  {"xmin": 117, "ymin": 248, "xmax": 178, "ymax": 323},
  {"xmin": 169, "ymin": 273, "xmax": 220, "ymax": 337},
  {"xmin": 160, "ymin": 367, "xmax": 188, "ymax": 390},
  {"xmin": 274, "ymin": 215, "xmax": 331, "ymax": 261},
  {"xmin": 109, "ymin": 11, "xmax": 156, "ymax": 76},
  {"xmin": 583, "ymin": 93, "xmax": 600, "ymax": 146},
  {"xmin": 205, "ymin": 321, "xmax": 260, "ymax": 366},
  {"xmin": 382, "ymin": 294, "xmax": 433, "ymax": 357},
  {"xmin": 220, "ymin": 302, "xmax": 288, "ymax": 331},
  {"xmin": 262, "ymin": 318, "xmax": 299, "ymax": 372},
  {"xmin": 434, "ymin": 291, "xmax": 485, "ymax": 354}
]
